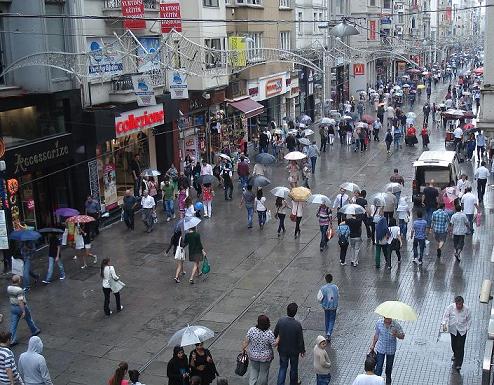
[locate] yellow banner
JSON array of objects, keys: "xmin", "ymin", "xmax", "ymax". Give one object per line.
[{"xmin": 228, "ymin": 36, "xmax": 247, "ymax": 67}]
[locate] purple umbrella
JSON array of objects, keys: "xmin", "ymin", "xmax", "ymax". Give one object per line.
[{"xmin": 55, "ymin": 208, "xmax": 79, "ymax": 217}]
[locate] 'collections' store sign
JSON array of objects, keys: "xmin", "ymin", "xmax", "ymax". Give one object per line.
[
  {"xmin": 115, "ymin": 104, "xmax": 165, "ymax": 138},
  {"xmin": 4, "ymin": 134, "xmax": 72, "ymax": 176}
]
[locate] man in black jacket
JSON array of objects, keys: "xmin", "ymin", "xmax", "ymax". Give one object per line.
[{"xmin": 274, "ymin": 303, "xmax": 305, "ymax": 385}]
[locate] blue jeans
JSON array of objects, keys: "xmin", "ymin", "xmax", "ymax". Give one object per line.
[
  {"xmin": 324, "ymin": 309, "xmax": 336, "ymax": 337},
  {"xmin": 374, "ymin": 352, "xmax": 395, "ymax": 384},
  {"xmin": 393, "ymin": 135, "xmax": 401, "ymax": 150},
  {"xmin": 316, "ymin": 373, "xmax": 331, "ymax": 385},
  {"xmin": 45, "ymin": 256, "xmax": 65, "ymax": 282},
  {"xmin": 310, "ymin": 156, "xmax": 317, "ymax": 174},
  {"xmin": 466, "ymin": 213, "xmax": 474, "ymax": 234},
  {"xmin": 258, "ymin": 210, "xmax": 266, "ymax": 227},
  {"xmin": 277, "ymin": 353, "xmax": 299, "ymax": 385},
  {"xmin": 320, "ymin": 225, "xmax": 329, "ymax": 249},
  {"xmin": 425, "ymin": 206, "xmax": 434, "ymax": 227},
  {"xmin": 239, "ymin": 176, "xmax": 248, "ymax": 190},
  {"xmin": 246, "ymin": 207, "xmax": 254, "ymax": 228},
  {"xmin": 23, "ymin": 257, "xmax": 32, "ymax": 290},
  {"xmin": 10, "ymin": 304, "xmax": 39, "ymax": 344},
  {"xmin": 413, "ymin": 238, "xmax": 426, "ymax": 261},
  {"xmin": 399, "ymin": 219, "xmax": 407, "ymax": 239},
  {"xmin": 354, "ymin": 138, "xmax": 360, "ymax": 151},
  {"xmin": 163, "ymin": 199, "xmax": 175, "ymax": 218},
  {"xmin": 393, "ymin": 191, "xmax": 401, "ymax": 208}
]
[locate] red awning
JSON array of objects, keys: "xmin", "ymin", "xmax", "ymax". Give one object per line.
[{"xmin": 228, "ymin": 98, "xmax": 264, "ymax": 119}]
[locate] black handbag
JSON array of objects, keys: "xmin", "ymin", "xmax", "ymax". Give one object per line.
[{"xmin": 234, "ymin": 351, "xmax": 249, "ymax": 376}]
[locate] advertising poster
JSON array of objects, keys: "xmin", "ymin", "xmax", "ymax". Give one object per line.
[
  {"xmin": 168, "ymin": 71, "xmax": 189, "ymax": 99},
  {"xmin": 137, "ymin": 37, "xmax": 161, "ymax": 72},
  {"xmin": 228, "ymin": 36, "xmax": 247, "ymax": 67},
  {"xmin": 160, "ymin": 1, "xmax": 182, "ymax": 33},
  {"xmin": 87, "ymin": 38, "xmax": 124, "ymax": 77},
  {"xmin": 122, "ymin": 0, "xmax": 146, "ymax": 29},
  {"xmin": 103, "ymin": 163, "xmax": 118, "ymax": 211},
  {"xmin": 0, "ymin": 210, "xmax": 8, "ymax": 250},
  {"xmin": 131, "ymin": 75, "xmax": 157, "ymax": 106}
]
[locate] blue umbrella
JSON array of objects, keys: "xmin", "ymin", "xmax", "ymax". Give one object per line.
[
  {"xmin": 9, "ymin": 230, "xmax": 42, "ymax": 242},
  {"xmin": 255, "ymin": 153, "xmax": 276, "ymax": 165}
]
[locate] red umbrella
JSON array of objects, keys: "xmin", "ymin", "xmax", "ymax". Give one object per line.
[
  {"xmin": 462, "ymin": 111, "xmax": 475, "ymax": 119},
  {"xmin": 407, "ymin": 68, "xmax": 421, "ymax": 74},
  {"xmin": 66, "ymin": 215, "xmax": 96, "ymax": 224},
  {"xmin": 361, "ymin": 114, "xmax": 376, "ymax": 124},
  {"xmin": 463, "ymin": 123, "xmax": 475, "ymax": 130},
  {"xmin": 473, "ymin": 67, "xmax": 484, "ymax": 75}
]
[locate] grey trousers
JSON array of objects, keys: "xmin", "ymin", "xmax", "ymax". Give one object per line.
[{"xmin": 249, "ymin": 360, "xmax": 271, "ymax": 385}]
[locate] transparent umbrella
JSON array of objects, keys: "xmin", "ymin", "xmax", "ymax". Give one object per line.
[
  {"xmin": 168, "ymin": 325, "xmax": 215, "ymax": 347},
  {"xmin": 339, "ymin": 182, "xmax": 361, "ymax": 193},
  {"xmin": 339, "ymin": 204, "xmax": 366, "ymax": 215},
  {"xmin": 385, "ymin": 183, "xmax": 402, "ymax": 193},
  {"xmin": 270, "ymin": 186, "xmax": 290, "ymax": 199},
  {"xmin": 298, "ymin": 138, "xmax": 311, "ymax": 146},
  {"xmin": 307, "ymin": 194, "xmax": 331, "ymax": 205},
  {"xmin": 373, "ymin": 192, "xmax": 395, "ymax": 207}
]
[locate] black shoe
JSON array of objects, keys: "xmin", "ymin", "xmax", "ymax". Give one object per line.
[
  {"xmin": 32, "ymin": 329, "xmax": 41, "ymax": 336},
  {"xmin": 437, "ymin": 248, "xmax": 441, "ymax": 258}
]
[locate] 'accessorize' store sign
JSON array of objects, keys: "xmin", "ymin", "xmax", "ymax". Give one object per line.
[{"xmin": 115, "ymin": 104, "xmax": 165, "ymax": 138}]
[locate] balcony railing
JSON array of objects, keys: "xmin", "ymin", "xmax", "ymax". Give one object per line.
[
  {"xmin": 104, "ymin": 0, "xmax": 158, "ymax": 9},
  {"xmin": 111, "ymin": 70, "xmax": 165, "ymax": 92}
]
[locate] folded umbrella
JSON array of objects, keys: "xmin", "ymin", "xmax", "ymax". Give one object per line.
[
  {"xmin": 284, "ymin": 151, "xmax": 307, "ymax": 161},
  {"xmin": 39, "ymin": 228, "xmax": 64, "ymax": 234},
  {"xmin": 298, "ymin": 138, "xmax": 311, "ymax": 146},
  {"xmin": 339, "ymin": 182, "xmax": 361, "ymax": 193},
  {"xmin": 168, "ymin": 325, "xmax": 215, "ymax": 347},
  {"xmin": 385, "ymin": 182, "xmax": 402, "ymax": 193},
  {"xmin": 197, "ymin": 174, "xmax": 216, "ymax": 185},
  {"xmin": 270, "ymin": 186, "xmax": 290, "ymax": 199},
  {"xmin": 9, "ymin": 230, "xmax": 42, "ymax": 242},
  {"xmin": 339, "ymin": 204, "xmax": 366, "ymax": 216},
  {"xmin": 248, "ymin": 175, "xmax": 271, "ymax": 188},
  {"xmin": 289, "ymin": 187, "xmax": 311, "ymax": 202},
  {"xmin": 375, "ymin": 301, "xmax": 417, "ymax": 321},
  {"xmin": 307, "ymin": 194, "xmax": 331, "ymax": 205},
  {"xmin": 255, "ymin": 153, "xmax": 276, "ymax": 165},
  {"xmin": 141, "ymin": 169, "xmax": 161, "ymax": 177},
  {"xmin": 54, "ymin": 208, "xmax": 79, "ymax": 217}
]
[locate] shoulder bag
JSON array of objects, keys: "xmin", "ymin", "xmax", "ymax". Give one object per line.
[
  {"xmin": 174, "ymin": 237, "xmax": 186, "ymax": 261},
  {"xmin": 201, "ymin": 256, "xmax": 211, "ymax": 274},
  {"xmin": 234, "ymin": 351, "xmax": 249, "ymax": 376}
]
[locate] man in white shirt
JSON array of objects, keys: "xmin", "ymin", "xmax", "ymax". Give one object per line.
[
  {"xmin": 141, "ymin": 190, "xmax": 156, "ymax": 233},
  {"xmin": 200, "ymin": 160, "xmax": 213, "ymax": 176},
  {"xmin": 474, "ymin": 161, "xmax": 490, "ymax": 202},
  {"xmin": 333, "ymin": 188, "xmax": 349, "ymax": 224},
  {"xmin": 351, "ymin": 356, "xmax": 384, "ymax": 385},
  {"xmin": 441, "ymin": 296, "xmax": 471, "ymax": 371},
  {"xmin": 456, "ymin": 174, "xmax": 471, "ymax": 197},
  {"xmin": 460, "ymin": 187, "xmax": 479, "ymax": 234}
]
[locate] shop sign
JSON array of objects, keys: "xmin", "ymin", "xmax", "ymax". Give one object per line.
[
  {"xmin": 115, "ymin": 104, "xmax": 165, "ymax": 138},
  {"xmin": 87, "ymin": 38, "xmax": 124, "ymax": 77},
  {"xmin": 258, "ymin": 72, "xmax": 288, "ymax": 101},
  {"xmin": 393, "ymin": 2, "xmax": 404, "ymax": 12},
  {"xmin": 228, "ymin": 37, "xmax": 247, "ymax": 67},
  {"xmin": 103, "ymin": 163, "xmax": 118, "ymax": 211},
  {"xmin": 160, "ymin": 1, "xmax": 182, "ymax": 33},
  {"xmin": 290, "ymin": 78, "xmax": 299, "ymax": 97},
  {"xmin": 353, "ymin": 63, "xmax": 365, "ymax": 76},
  {"xmin": 137, "ymin": 37, "xmax": 161, "ymax": 72},
  {"xmin": 5, "ymin": 135, "xmax": 71, "ymax": 176},
  {"xmin": 0, "ymin": 210, "xmax": 8, "ymax": 249},
  {"xmin": 168, "ymin": 71, "xmax": 189, "ymax": 99},
  {"xmin": 380, "ymin": 17, "xmax": 391, "ymax": 30},
  {"xmin": 131, "ymin": 75, "xmax": 157, "ymax": 106},
  {"xmin": 369, "ymin": 20, "xmax": 377, "ymax": 40},
  {"xmin": 122, "ymin": 0, "xmax": 146, "ymax": 30},
  {"xmin": 265, "ymin": 78, "xmax": 283, "ymax": 98}
]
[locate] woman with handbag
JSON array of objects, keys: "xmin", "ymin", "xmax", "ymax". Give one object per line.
[
  {"xmin": 291, "ymin": 201, "xmax": 305, "ymax": 239},
  {"xmin": 275, "ymin": 197, "xmax": 289, "ymax": 237},
  {"xmin": 183, "ymin": 227, "xmax": 206, "ymax": 284},
  {"xmin": 316, "ymin": 204, "xmax": 332, "ymax": 252},
  {"xmin": 241, "ymin": 315, "xmax": 277, "ymax": 385},
  {"xmin": 189, "ymin": 343, "xmax": 218, "ymax": 385},
  {"xmin": 101, "ymin": 258, "xmax": 124, "ymax": 316},
  {"xmin": 167, "ymin": 346, "xmax": 190, "ymax": 385},
  {"xmin": 173, "ymin": 231, "xmax": 187, "ymax": 283},
  {"xmin": 386, "ymin": 218, "xmax": 402, "ymax": 267}
]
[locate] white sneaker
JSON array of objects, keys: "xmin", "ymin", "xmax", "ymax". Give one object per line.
[
  {"xmin": 73, "ymin": 255, "xmax": 78, "ymax": 260},
  {"xmin": 173, "ymin": 214, "xmax": 176, "ymax": 219},
  {"xmin": 81, "ymin": 265, "xmax": 87, "ymax": 269},
  {"xmin": 167, "ymin": 217, "xmax": 170, "ymax": 222},
  {"xmin": 93, "ymin": 255, "xmax": 98, "ymax": 264},
  {"xmin": 412, "ymin": 258, "xmax": 417, "ymax": 264},
  {"xmin": 340, "ymin": 262, "xmax": 347, "ymax": 266},
  {"xmin": 418, "ymin": 260, "xmax": 423, "ymax": 265}
]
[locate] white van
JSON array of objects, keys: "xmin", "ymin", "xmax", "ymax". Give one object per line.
[{"xmin": 412, "ymin": 151, "xmax": 461, "ymax": 204}]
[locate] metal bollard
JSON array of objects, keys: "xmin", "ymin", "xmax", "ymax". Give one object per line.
[{"xmin": 480, "ymin": 280, "xmax": 492, "ymax": 304}]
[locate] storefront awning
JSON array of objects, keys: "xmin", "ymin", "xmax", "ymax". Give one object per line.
[{"xmin": 228, "ymin": 98, "xmax": 264, "ymax": 119}]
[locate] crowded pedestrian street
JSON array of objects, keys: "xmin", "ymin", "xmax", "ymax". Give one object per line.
[{"xmin": 1, "ymin": 77, "xmax": 493, "ymax": 385}]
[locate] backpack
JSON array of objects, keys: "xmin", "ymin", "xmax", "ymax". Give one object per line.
[{"xmin": 337, "ymin": 226, "xmax": 348, "ymax": 245}]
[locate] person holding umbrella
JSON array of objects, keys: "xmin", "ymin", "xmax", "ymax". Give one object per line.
[
  {"xmin": 42, "ymin": 232, "xmax": 65, "ymax": 284},
  {"xmin": 290, "ymin": 187, "xmax": 310, "ymax": 238},
  {"xmin": 332, "ymin": 188, "xmax": 349, "ymax": 224}
]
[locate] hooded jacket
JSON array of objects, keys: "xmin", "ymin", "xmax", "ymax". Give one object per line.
[
  {"xmin": 167, "ymin": 346, "xmax": 189, "ymax": 385},
  {"xmin": 313, "ymin": 336, "xmax": 331, "ymax": 375},
  {"xmin": 18, "ymin": 336, "xmax": 53, "ymax": 385}
]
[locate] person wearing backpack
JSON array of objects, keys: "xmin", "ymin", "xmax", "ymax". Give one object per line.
[
  {"xmin": 384, "ymin": 128, "xmax": 393, "ymax": 154},
  {"xmin": 336, "ymin": 220, "xmax": 350, "ymax": 266},
  {"xmin": 317, "ymin": 273, "xmax": 339, "ymax": 343}
]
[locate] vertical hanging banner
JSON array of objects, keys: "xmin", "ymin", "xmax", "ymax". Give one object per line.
[
  {"xmin": 131, "ymin": 75, "xmax": 157, "ymax": 106},
  {"xmin": 122, "ymin": 0, "xmax": 146, "ymax": 30},
  {"xmin": 160, "ymin": 0, "xmax": 182, "ymax": 33},
  {"xmin": 368, "ymin": 20, "xmax": 376, "ymax": 40},
  {"xmin": 168, "ymin": 71, "xmax": 189, "ymax": 99}
]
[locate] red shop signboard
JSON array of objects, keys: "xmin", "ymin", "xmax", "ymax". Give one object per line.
[
  {"xmin": 122, "ymin": 0, "xmax": 146, "ymax": 30},
  {"xmin": 160, "ymin": 1, "xmax": 182, "ymax": 33}
]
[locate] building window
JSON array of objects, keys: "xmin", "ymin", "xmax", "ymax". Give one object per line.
[
  {"xmin": 313, "ymin": 12, "xmax": 317, "ymax": 33},
  {"xmin": 45, "ymin": 2, "xmax": 67, "ymax": 80},
  {"xmin": 246, "ymin": 33, "xmax": 263, "ymax": 62},
  {"xmin": 398, "ymin": 14, "xmax": 404, "ymax": 23},
  {"xmin": 203, "ymin": 0, "xmax": 219, "ymax": 6},
  {"xmin": 370, "ymin": 0, "xmax": 376, "ymax": 5},
  {"xmin": 204, "ymin": 38, "xmax": 224, "ymax": 68},
  {"xmin": 280, "ymin": 31, "xmax": 290, "ymax": 50},
  {"xmin": 338, "ymin": 0, "xmax": 344, "ymax": 14},
  {"xmin": 279, "ymin": 0, "xmax": 290, "ymax": 7},
  {"xmin": 298, "ymin": 11, "xmax": 303, "ymax": 35},
  {"xmin": 383, "ymin": 0, "xmax": 391, "ymax": 8},
  {"xmin": 236, "ymin": 0, "xmax": 262, "ymax": 4}
]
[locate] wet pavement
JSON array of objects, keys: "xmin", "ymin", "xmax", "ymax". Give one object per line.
[{"xmin": 1, "ymin": 82, "xmax": 493, "ymax": 385}]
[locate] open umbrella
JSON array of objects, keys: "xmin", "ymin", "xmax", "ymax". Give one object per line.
[
  {"xmin": 463, "ymin": 111, "xmax": 475, "ymax": 119},
  {"xmin": 407, "ymin": 68, "xmax": 421, "ymax": 74},
  {"xmin": 342, "ymin": 115, "xmax": 353, "ymax": 120},
  {"xmin": 176, "ymin": 216, "xmax": 202, "ymax": 231},
  {"xmin": 392, "ymin": 85, "xmax": 401, "ymax": 91},
  {"xmin": 463, "ymin": 123, "xmax": 475, "ymax": 130},
  {"xmin": 385, "ymin": 182, "xmax": 402, "ymax": 193},
  {"xmin": 298, "ymin": 137, "xmax": 311, "ymax": 146},
  {"xmin": 288, "ymin": 129, "xmax": 298, "ymax": 136},
  {"xmin": 473, "ymin": 67, "xmax": 484, "ymax": 75},
  {"xmin": 66, "ymin": 215, "xmax": 96, "ymax": 224},
  {"xmin": 284, "ymin": 151, "xmax": 307, "ymax": 161},
  {"xmin": 141, "ymin": 169, "xmax": 161, "ymax": 177},
  {"xmin": 375, "ymin": 301, "xmax": 417, "ymax": 321},
  {"xmin": 444, "ymin": 186, "xmax": 458, "ymax": 200},
  {"xmin": 402, "ymin": 83, "xmax": 410, "ymax": 88},
  {"xmin": 320, "ymin": 117, "xmax": 332, "ymax": 125},
  {"xmin": 373, "ymin": 192, "xmax": 395, "ymax": 207},
  {"xmin": 39, "ymin": 228, "xmax": 64, "ymax": 234},
  {"xmin": 270, "ymin": 186, "xmax": 290, "ymax": 199},
  {"xmin": 255, "ymin": 153, "xmax": 276, "ymax": 165},
  {"xmin": 218, "ymin": 153, "xmax": 231, "ymax": 161},
  {"xmin": 197, "ymin": 174, "xmax": 216, "ymax": 185},
  {"xmin": 406, "ymin": 112, "xmax": 416, "ymax": 119},
  {"xmin": 248, "ymin": 175, "xmax": 271, "ymax": 188},
  {"xmin": 417, "ymin": 84, "xmax": 426, "ymax": 90},
  {"xmin": 443, "ymin": 109, "xmax": 464, "ymax": 119},
  {"xmin": 274, "ymin": 128, "xmax": 283, "ymax": 134},
  {"xmin": 339, "ymin": 182, "xmax": 361, "ymax": 193},
  {"xmin": 307, "ymin": 194, "xmax": 331, "ymax": 205},
  {"xmin": 299, "ymin": 114, "xmax": 312, "ymax": 124},
  {"xmin": 9, "ymin": 230, "xmax": 42, "ymax": 242},
  {"xmin": 298, "ymin": 123, "xmax": 306, "ymax": 129},
  {"xmin": 356, "ymin": 122, "xmax": 369, "ymax": 129},
  {"xmin": 339, "ymin": 204, "xmax": 366, "ymax": 216},
  {"xmin": 303, "ymin": 129, "xmax": 314, "ymax": 136},
  {"xmin": 168, "ymin": 325, "xmax": 215, "ymax": 347},
  {"xmin": 361, "ymin": 115, "xmax": 375, "ymax": 124},
  {"xmin": 289, "ymin": 187, "xmax": 311, "ymax": 202},
  {"xmin": 55, "ymin": 208, "xmax": 79, "ymax": 217}
]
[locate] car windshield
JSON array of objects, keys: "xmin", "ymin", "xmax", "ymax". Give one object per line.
[{"xmin": 416, "ymin": 166, "xmax": 451, "ymax": 190}]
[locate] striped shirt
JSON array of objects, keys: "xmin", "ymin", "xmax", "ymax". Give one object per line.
[{"xmin": 0, "ymin": 346, "xmax": 21, "ymax": 384}]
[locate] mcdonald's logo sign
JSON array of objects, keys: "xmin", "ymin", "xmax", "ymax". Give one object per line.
[{"xmin": 353, "ymin": 63, "xmax": 365, "ymax": 76}]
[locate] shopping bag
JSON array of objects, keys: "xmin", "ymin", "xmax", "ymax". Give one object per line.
[
  {"xmin": 174, "ymin": 237, "xmax": 186, "ymax": 261},
  {"xmin": 201, "ymin": 256, "xmax": 211, "ymax": 274},
  {"xmin": 61, "ymin": 228, "xmax": 68, "ymax": 246},
  {"xmin": 265, "ymin": 210, "xmax": 272, "ymax": 224},
  {"xmin": 75, "ymin": 233, "xmax": 84, "ymax": 249},
  {"xmin": 234, "ymin": 351, "xmax": 249, "ymax": 376},
  {"xmin": 11, "ymin": 258, "xmax": 24, "ymax": 276},
  {"xmin": 109, "ymin": 277, "xmax": 126, "ymax": 293},
  {"xmin": 326, "ymin": 227, "xmax": 335, "ymax": 240},
  {"xmin": 290, "ymin": 213, "xmax": 297, "ymax": 222}
]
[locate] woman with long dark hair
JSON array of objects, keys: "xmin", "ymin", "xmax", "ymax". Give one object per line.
[
  {"xmin": 275, "ymin": 197, "xmax": 288, "ymax": 237},
  {"xmin": 167, "ymin": 345, "xmax": 190, "ymax": 385},
  {"xmin": 108, "ymin": 362, "xmax": 129, "ymax": 385},
  {"xmin": 189, "ymin": 343, "xmax": 218, "ymax": 385},
  {"xmin": 254, "ymin": 188, "xmax": 267, "ymax": 230},
  {"xmin": 101, "ymin": 258, "xmax": 123, "ymax": 316}
]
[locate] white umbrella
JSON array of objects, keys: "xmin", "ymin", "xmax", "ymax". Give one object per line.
[
  {"xmin": 218, "ymin": 153, "xmax": 231, "ymax": 161},
  {"xmin": 343, "ymin": 115, "xmax": 353, "ymax": 120},
  {"xmin": 321, "ymin": 117, "xmax": 332, "ymax": 124},
  {"xmin": 284, "ymin": 151, "xmax": 307, "ymax": 161},
  {"xmin": 402, "ymin": 84, "xmax": 411, "ymax": 88},
  {"xmin": 406, "ymin": 112, "xmax": 416, "ymax": 119},
  {"xmin": 303, "ymin": 129, "xmax": 314, "ymax": 136},
  {"xmin": 385, "ymin": 182, "xmax": 402, "ymax": 193},
  {"xmin": 168, "ymin": 325, "xmax": 215, "ymax": 347},
  {"xmin": 307, "ymin": 194, "xmax": 331, "ymax": 205},
  {"xmin": 298, "ymin": 137, "xmax": 311, "ymax": 146},
  {"xmin": 373, "ymin": 192, "xmax": 395, "ymax": 207},
  {"xmin": 270, "ymin": 186, "xmax": 290, "ymax": 199},
  {"xmin": 141, "ymin": 169, "xmax": 161, "ymax": 177},
  {"xmin": 177, "ymin": 216, "xmax": 202, "ymax": 231},
  {"xmin": 288, "ymin": 129, "xmax": 298, "ymax": 135},
  {"xmin": 339, "ymin": 204, "xmax": 366, "ymax": 215},
  {"xmin": 356, "ymin": 122, "xmax": 368, "ymax": 129},
  {"xmin": 339, "ymin": 182, "xmax": 361, "ymax": 193},
  {"xmin": 274, "ymin": 128, "xmax": 283, "ymax": 134},
  {"xmin": 298, "ymin": 123, "xmax": 306, "ymax": 128},
  {"xmin": 393, "ymin": 85, "xmax": 401, "ymax": 91}
]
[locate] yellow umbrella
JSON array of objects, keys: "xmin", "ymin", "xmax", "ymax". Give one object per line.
[
  {"xmin": 289, "ymin": 187, "xmax": 311, "ymax": 202},
  {"xmin": 374, "ymin": 301, "xmax": 417, "ymax": 321},
  {"xmin": 417, "ymin": 84, "xmax": 426, "ymax": 90}
]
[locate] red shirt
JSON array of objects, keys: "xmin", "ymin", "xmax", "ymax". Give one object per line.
[
  {"xmin": 237, "ymin": 161, "xmax": 249, "ymax": 177},
  {"xmin": 407, "ymin": 126, "xmax": 416, "ymax": 136}
]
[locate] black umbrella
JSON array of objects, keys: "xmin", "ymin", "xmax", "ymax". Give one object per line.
[
  {"xmin": 39, "ymin": 228, "xmax": 64, "ymax": 234},
  {"xmin": 197, "ymin": 174, "xmax": 216, "ymax": 185},
  {"xmin": 248, "ymin": 175, "xmax": 271, "ymax": 188},
  {"xmin": 254, "ymin": 153, "xmax": 276, "ymax": 165}
]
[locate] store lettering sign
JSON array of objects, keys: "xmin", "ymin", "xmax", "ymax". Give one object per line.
[
  {"xmin": 265, "ymin": 78, "xmax": 283, "ymax": 98},
  {"xmin": 160, "ymin": 1, "xmax": 182, "ymax": 33},
  {"xmin": 353, "ymin": 63, "xmax": 365, "ymax": 76},
  {"xmin": 115, "ymin": 104, "xmax": 165, "ymax": 138},
  {"xmin": 122, "ymin": 0, "xmax": 146, "ymax": 30}
]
